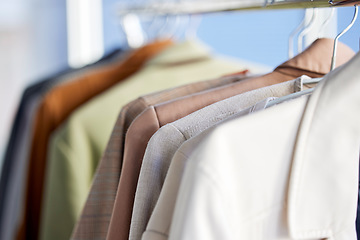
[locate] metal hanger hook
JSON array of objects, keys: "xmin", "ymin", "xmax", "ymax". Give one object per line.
[{"xmin": 331, "ymin": 4, "xmax": 358, "ymax": 71}]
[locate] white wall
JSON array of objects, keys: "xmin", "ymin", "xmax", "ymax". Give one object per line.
[{"xmin": 0, "ymin": 0, "xmax": 68, "ymax": 167}]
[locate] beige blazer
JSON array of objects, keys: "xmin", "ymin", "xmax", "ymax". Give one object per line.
[
  {"xmin": 130, "ymin": 76, "xmax": 311, "ymax": 240},
  {"xmin": 169, "ymin": 52, "xmax": 360, "ymax": 240}
]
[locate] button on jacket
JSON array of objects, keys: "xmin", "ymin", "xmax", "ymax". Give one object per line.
[
  {"xmin": 169, "ymin": 52, "xmax": 360, "ymax": 240},
  {"xmin": 130, "ymin": 77, "xmax": 310, "ymax": 240}
]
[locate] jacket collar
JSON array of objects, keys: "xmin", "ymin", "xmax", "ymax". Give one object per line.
[
  {"xmin": 275, "ymin": 38, "xmax": 355, "ymax": 78},
  {"xmin": 145, "ymin": 39, "xmax": 212, "ymax": 66},
  {"xmin": 287, "ymin": 51, "xmax": 360, "ymax": 239}
]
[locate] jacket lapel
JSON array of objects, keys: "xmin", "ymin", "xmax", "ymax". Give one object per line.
[{"xmin": 288, "ymin": 52, "xmax": 360, "ymax": 239}]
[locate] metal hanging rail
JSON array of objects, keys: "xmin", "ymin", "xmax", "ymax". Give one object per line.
[{"xmin": 117, "ymin": 0, "xmax": 360, "ymax": 16}]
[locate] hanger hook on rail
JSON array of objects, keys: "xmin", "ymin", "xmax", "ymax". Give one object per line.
[{"xmin": 331, "ymin": 4, "xmax": 358, "ymax": 71}]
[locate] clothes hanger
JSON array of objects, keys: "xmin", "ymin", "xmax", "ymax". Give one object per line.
[
  {"xmin": 146, "ymin": 1, "xmax": 173, "ymax": 42},
  {"xmin": 117, "ymin": 0, "xmax": 150, "ymax": 49},
  {"xmin": 289, "ymin": 10, "xmax": 309, "ymax": 58},
  {"xmin": 139, "ymin": 0, "xmax": 177, "ymax": 43},
  {"xmin": 295, "ymin": 8, "xmax": 335, "ymax": 55},
  {"xmin": 120, "ymin": 13, "xmax": 147, "ymax": 49},
  {"xmin": 147, "ymin": 15, "xmax": 168, "ymax": 41},
  {"xmin": 147, "ymin": 0, "xmax": 185, "ymax": 42},
  {"xmin": 297, "ymin": 8, "xmax": 336, "ymax": 53},
  {"xmin": 300, "ymin": 4, "xmax": 357, "ymax": 84},
  {"xmin": 185, "ymin": 14, "xmax": 202, "ymax": 40},
  {"xmin": 331, "ymin": 4, "xmax": 359, "ymax": 70},
  {"xmin": 301, "ymin": 8, "xmax": 337, "ymax": 85},
  {"xmin": 317, "ymin": 8, "xmax": 336, "ymax": 38},
  {"xmin": 303, "ymin": 8, "xmax": 335, "ymax": 84},
  {"xmin": 168, "ymin": 14, "xmax": 201, "ymax": 41},
  {"xmin": 268, "ymin": 5, "xmax": 359, "ymax": 108},
  {"xmin": 298, "ymin": 8, "xmax": 318, "ymax": 54}
]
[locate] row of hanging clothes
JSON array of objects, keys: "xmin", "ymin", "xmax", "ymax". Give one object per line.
[{"xmin": 1, "ymin": 1, "xmax": 360, "ymax": 239}]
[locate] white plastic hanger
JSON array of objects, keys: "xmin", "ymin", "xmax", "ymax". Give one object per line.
[
  {"xmin": 268, "ymin": 5, "xmax": 359, "ymax": 108},
  {"xmin": 298, "ymin": 8, "xmax": 318, "ymax": 54},
  {"xmin": 317, "ymin": 8, "xmax": 336, "ymax": 38},
  {"xmin": 288, "ymin": 10, "xmax": 311, "ymax": 58},
  {"xmin": 121, "ymin": 13, "xmax": 147, "ymax": 49},
  {"xmin": 185, "ymin": 14, "xmax": 202, "ymax": 40}
]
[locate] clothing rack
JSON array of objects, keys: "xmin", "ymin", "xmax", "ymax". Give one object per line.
[{"xmin": 117, "ymin": 0, "xmax": 360, "ymax": 16}]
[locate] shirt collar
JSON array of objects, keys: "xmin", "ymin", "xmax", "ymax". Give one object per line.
[
  {"xmin": 287, "ymin": 51, "xmax": 360, "ymax": 239},
  {"xmin": 145, "ymin": 39, "xmax": 212, "ymax": 66}
]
